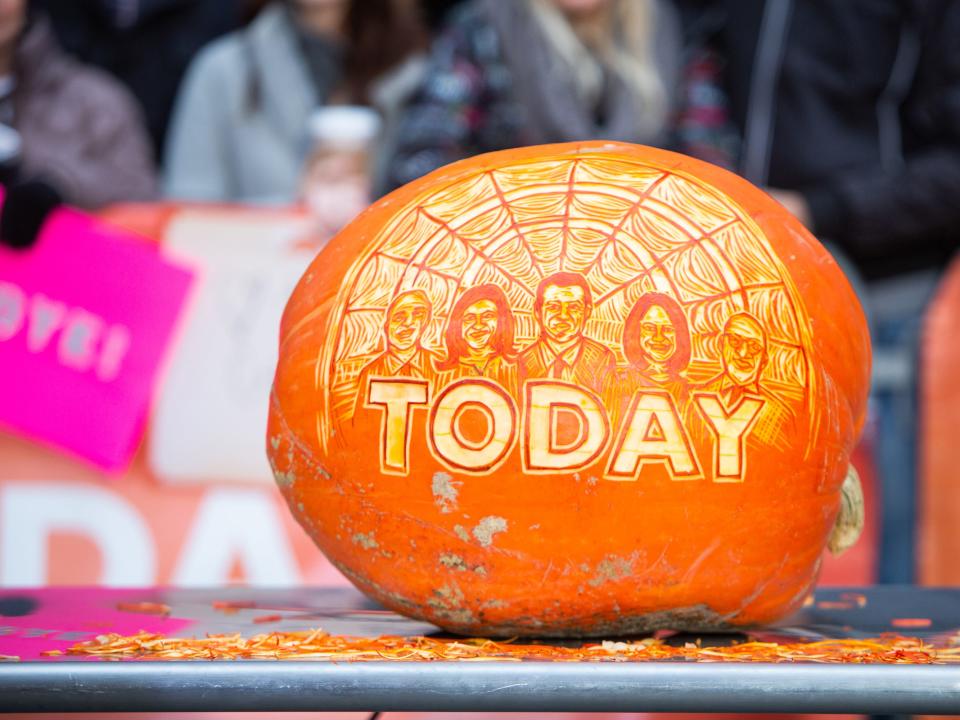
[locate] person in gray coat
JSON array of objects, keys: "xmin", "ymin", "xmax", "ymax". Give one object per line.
[
  {"xmin": 0, "ymin": 3, "xmax": 156, "ymax": 209},
  {"xmin": 163, "ymin": 0, "xmax": 427, "ymax": 205}
]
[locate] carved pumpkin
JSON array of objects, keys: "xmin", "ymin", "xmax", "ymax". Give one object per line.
[{"xmin": 268, "ymin": 142, "xmax": 870, "ymax": 636}]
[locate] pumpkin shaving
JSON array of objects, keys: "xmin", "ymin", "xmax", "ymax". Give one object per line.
[{"xmin": 53, "ymin": 631, "xmax": 960, "ymax": 664}]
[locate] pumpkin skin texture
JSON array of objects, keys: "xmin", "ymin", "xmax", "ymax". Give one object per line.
[{"xmin": 268, "ymin": 142, "xmax": 870, "ymax": 636}]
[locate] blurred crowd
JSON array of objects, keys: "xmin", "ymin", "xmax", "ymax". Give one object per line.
[
  {"xmin": 3, "ymin": 0, "xmax": 957, "ymax": 260},
  {"xmin": 2, "ymin": 0, "xmax": 959, "ymax": 583}
]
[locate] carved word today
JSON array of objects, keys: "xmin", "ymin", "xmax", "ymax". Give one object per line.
[{"xmin": 364, "ymin": 377, "xmax": 764, "ymax": 482}]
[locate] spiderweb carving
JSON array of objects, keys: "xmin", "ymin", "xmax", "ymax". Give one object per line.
[{"xmin": 318, "ymin": 154, "xmax": 814, "ymax": 444}]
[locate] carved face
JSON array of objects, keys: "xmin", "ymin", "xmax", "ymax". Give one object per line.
[
  {"xmin": 540, "ymin": 285, "xmax": 588, "ymax": 344},
  {"xmin": 387, "ymin": 296, "xmax": 429, "ymax": 352},
  {"xmin": 721, "ymin": 316, "xmax": 766, "ymax": 386},
  {"xmin": 461, "ymin": 299, "xmax": 498, "ymax": 352},
  {"xmin": 638, "ymin": 305, "xmax": 676, "ymax": 364}
]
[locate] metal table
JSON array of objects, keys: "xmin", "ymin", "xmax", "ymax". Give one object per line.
[{"xmin": 2, "ymin": 586, "xmax": 960, "ymax": 714}]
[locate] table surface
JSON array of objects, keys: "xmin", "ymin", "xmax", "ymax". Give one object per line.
[{"xmin": 2, "ymin": 585, "xmax": 960, "ymax": 714}]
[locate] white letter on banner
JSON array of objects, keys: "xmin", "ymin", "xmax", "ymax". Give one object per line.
[{"xmin": 0, "ymin": 481, "xmax": 156, "ymax": 586}]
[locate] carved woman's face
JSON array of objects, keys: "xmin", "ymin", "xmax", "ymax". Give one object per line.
[
  {"xmin": 461, "ymin": 299, "xmax": 499, "ymax": 352},
  {"xmin": 638, "ymin": 305, "xmax": 676, "ymax": 363}
]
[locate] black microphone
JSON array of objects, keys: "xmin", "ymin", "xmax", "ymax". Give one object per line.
[{"xmin": 0, "ymin": 179, "xmax": 63, "ymax": 251}]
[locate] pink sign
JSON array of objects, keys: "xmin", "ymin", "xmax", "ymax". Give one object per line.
[
  {"xmin": 0, "ymin": 588, "xmax": 191, "ymax": 660},
  {"xmin": 0, "ymin": 198, "xmax": 193, "ymax": 471}
]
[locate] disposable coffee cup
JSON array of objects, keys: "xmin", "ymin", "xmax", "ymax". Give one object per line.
[{"xmin": 302, "ymin": 106, "xmax": 382, "ymax": 235}]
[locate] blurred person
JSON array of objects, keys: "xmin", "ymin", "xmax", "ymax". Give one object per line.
[
  {"xmin": 386, "ymin": 0, "xmax": 738, "ymax": 189},
  {"xmin": 0, "ymin": 0, "xmax": 157, "ymax": 209},
  {"xmin": 716, "ymin": 1, "xmax": 960, "ymax": 282},
  {"xmin": 34, "ymin": 0, "xmax": 241, "ymax": 159},
  {"xmin": 163, "ymin": 0, "xmax": 428, "ymax": 205},
  {"xmin": 712, "ymin": 0, "xmax": 960, "ymax": 582}
]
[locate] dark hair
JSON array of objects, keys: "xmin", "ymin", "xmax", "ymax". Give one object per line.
[
  {"xmin": 342, "ymin": 0, "xmax": 427, "ymax": 104},
  {"xmin": 242, "ymin": 0, "xmax": 273, "ymax": 24},
  {"xmin": 622, "ymin": 292, "xmax": 691, "ymax": 375},
  {"xmin": 534, "ymin": 272, "xmax": 593, "ymax": 315},
  {"xmin": 246, "ymin": 1, "xmax": 426, "ymax": 110},
  {"xmin": 437, "ymin": 284, "xmax": 515, "ymax": 370}
]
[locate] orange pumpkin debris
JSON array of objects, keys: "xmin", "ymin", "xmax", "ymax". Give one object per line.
[
  {"xmin": 891, "ymin": 618, "xmax": 933, "ymax": 629},
  {"xmin": 252, "ymin": 614, "xmax": 284, "ymax": 624},
  {"xmin": 57, "ymin": 631, "xmax": 960, "ymax": 664},
  {"xmin": 115, "ymin": 602, "xmax": 171, "ymax": 616}
]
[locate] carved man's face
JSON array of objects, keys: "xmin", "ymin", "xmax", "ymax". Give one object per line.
[
  {"xmin": 540, "ymin": 285, "xmax": 588, "ymax": 344},
  {"xmin": 387, "ymin": 296, "xmax": 429, "ymax": 352},
  {"xmin": 638, "ymin": 305, "xmax": 676, "ymax": 363},
  {"xmin": 461, "ymin": 299, "xmax": 498, "ymax": 352},
  {"xmin": 721, "ymin": 316, "xmax": 766, "ymax": 386}
]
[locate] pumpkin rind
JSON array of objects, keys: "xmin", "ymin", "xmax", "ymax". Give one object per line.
[{"xmin": 268, "ymin": 142, "xmax": 870, "ymax": 636}]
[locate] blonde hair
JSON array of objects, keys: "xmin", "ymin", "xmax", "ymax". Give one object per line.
[{"xmin": 528, "ymin": 0, "xmax": 668, "ymax": 137}]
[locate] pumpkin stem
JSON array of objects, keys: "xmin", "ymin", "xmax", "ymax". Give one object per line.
[{"xmin": 828, "ymin": 464, "xmax": 864, "ymax": 555}]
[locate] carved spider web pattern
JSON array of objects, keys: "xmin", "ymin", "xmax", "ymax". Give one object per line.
[{"xmin": 320, "ymin": 155, "xmax": 814, "ymax": 437}]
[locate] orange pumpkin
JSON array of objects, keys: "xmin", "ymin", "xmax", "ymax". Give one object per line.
[{"xmin": 268, "ymin": 142, "xmax": 870, "ymax": 636}]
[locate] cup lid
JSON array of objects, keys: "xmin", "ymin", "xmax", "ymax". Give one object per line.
[{"xmin": 308, "ymin": 106, "xmax": 382, "ymax": 146}]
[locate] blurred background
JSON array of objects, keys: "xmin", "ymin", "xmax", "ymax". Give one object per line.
[{"xmin": 0, "ymin": 0, "xmax": 959, "ymax": 661}]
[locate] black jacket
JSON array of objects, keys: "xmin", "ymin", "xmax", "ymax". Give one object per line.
[
  {"xmin": 35, "ymin": 0, "xmax": 240, "ymax": 160},
  {"xmin": 712, "ymin": 0, "xmax": 960, "ymax": 279}
]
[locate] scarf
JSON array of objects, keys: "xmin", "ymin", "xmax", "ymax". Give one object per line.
[
  {"xmin": 482, "ymin": 0, "xmax": 679, "ymax": 146},
  {"xmin": 288, "ymin": 5, "xmax": 344, "ymax": 105}
]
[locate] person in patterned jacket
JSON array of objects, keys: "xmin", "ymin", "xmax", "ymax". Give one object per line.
[{"xmin": 385, "ymin": 0, "xmax": 736, "ymax": 191}]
